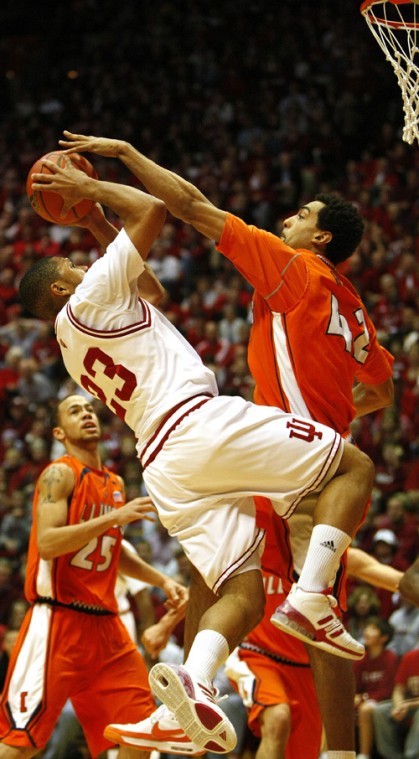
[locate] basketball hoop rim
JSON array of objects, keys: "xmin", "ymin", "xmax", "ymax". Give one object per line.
[{"xmin": 360, "ymin": 0, "xmax": 419, "ymax": 29}]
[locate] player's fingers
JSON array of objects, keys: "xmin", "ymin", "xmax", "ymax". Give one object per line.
[
  {"xmin": 136, "ymin": 498, "xmax": 158, "ymax": 512},
  {"xmin": 31, "ymin": 173, "xmax": 53, "ymax": 186},
  {"xmin": 136, "ymin": 495, "xmax": 155, "ymax": 505},
  {"xmin": 60, "ymin": 200, "xmax": 77, "ymax": 217},
  {"xmin": 41, "ymin": 159, "xmax": 61, "ymax": 173},
  {"xmin": 62, "ymin": 130, "xmax": 91, "ymax": 140}
]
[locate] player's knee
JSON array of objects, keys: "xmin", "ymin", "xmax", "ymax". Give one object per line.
[
  {"xmin": 260, "ymin": 702, "xmax": 291, "ymax": 743},
  {"xmin": 339, "ymin": 442, "xmax": 375, "ymax": 491},
  {"xmin": 223, "ymin": 569, "xmax": 265, "ymax": 629},
  {"xmin": 353, "ymin": 447, "xmax": 375, "ymax": 491}
]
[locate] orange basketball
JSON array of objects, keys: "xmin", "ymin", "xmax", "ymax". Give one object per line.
[{"xmin": 26, "ymin": 151, "xmax": 98, "ymax": 225}]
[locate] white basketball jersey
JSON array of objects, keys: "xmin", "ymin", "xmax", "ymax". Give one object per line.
[{"xmin": 55, "ymin": 229, "xmax": 218, "ymax": 447}]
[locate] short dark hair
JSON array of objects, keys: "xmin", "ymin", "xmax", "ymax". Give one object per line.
[
  {"xmin": 365, "ymin": 615, "xmax": 394, "ymax": 644},
  {"xmin": 315, "ymin": 193, "xmax": 365, "ymax": 265},
  {"xmin": 19, "ymin": 257, "xmax": 61, "ymax": 320}
]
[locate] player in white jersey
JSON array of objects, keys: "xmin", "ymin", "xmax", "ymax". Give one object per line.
[{"xmin": 19, "ymin": 158, "xmax": 374, "ymax": 754}]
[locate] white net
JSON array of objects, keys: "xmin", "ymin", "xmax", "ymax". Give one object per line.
[{"xmin": 361, "ymin": 0, "xmax": 419, "ymax": 144}]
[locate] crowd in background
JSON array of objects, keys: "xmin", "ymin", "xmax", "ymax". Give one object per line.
[{"xmin": 0, "ymin": 1, "xmax": 418, "ymax": 756}]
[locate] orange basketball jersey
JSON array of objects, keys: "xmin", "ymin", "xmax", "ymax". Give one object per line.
[
  {"xmin": 25, "ymin": 455, "xmax": 125, "ymax": 612},
  {"xmin": 217, "ymin": 213, "xmax": 393, "ymax": 435}
]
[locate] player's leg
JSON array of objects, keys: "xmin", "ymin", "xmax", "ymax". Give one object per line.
[
  {"xmin": 183, "ymin": 563, "xmax": 217, "ymax": 656},
  {"xmin": 105, "ymin": 568, "xmax": 264, "ymax": 755},
  {"xmin": 193, "ymin": 567, "xmax": 265, "ymax": 648},
  {"xmin": 257, "ymin": 703, "xmax": 291, "ymax": 759},
  {"xmin": 272, "ymin": 442, "xmax": 373, "ymax": 660},
  {"xmin": 0, "ymin": 606, "xmax": 73, "ymax": 759},
  {"xmin": 149, "ymin": 567, "xmax": 265, "ymax": 752},
  {"xmin": 0, "ymin": 748, "xmax": 40, "ymax": 758},
  {"xmin": 307, "ymin": 648, "xmax": 356, "ymax": 755},
  {"xmin": 107, "ymin": 567, "xmax": 264, "ymax": 754}
]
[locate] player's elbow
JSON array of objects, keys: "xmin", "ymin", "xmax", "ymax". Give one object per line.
[
  {"xmin": 37, "ymin": 535, "xmax": 59, "ymax": 561},
  {"xmin": 381, "ymin": 377, "xmax": 394, "ymax": 407},
  {"xmin": 148, "ymin": 197, "xmax": 167, "ymax": 225},
  {"xmin": 38, "ymin": 544, "xmax": 55, "ymax": 561}
]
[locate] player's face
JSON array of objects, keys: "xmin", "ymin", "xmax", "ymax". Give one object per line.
[
  {"xmin": 56, "ymin": 257, "xmax": 88, "ymax": 289},
  {"xmin": 55, "ymin": 395, "xmax": 101, "ymax": 444},
  {"xmin": 280, "ymin": 201, "xmax": 325, "ymax": 250}
]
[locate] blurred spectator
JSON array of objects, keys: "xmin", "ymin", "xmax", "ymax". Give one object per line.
[
  {"xmin": 346, "ymin": 585, "xmax": 382, "ymax": 645},
  {"xmin": 15, "ymin": 356, "xmax": 56, "ymax": 405},
  {"xmin": 0, "ymin": 490, "xmax": 31, "ymax": 558},
  {"xmin": 371, "ymin": 529, "xmax": 409, "ymax": 573},
  {"xmin": 354, "ymin": 616, "xmax": 398, "ymax": 759},
  {"xmin": 0, "ymin": 346, "xmax": 23, "ymax": 401},
  {"xmin": 0, "ymin": 559, "xmax": 23, "ymax": 626},
  {"xmin": 195, "ymin": 320, "xmax": 234, "ymax": 372},
  {"xmin": 373, "ymin": 648, "xmax": 419, "ymax": 759},
  {"xmin": 217, "ymin": 303, "xmax": 247, "ymax": 344},
  {"xmin": 30, "ymin": 322, "xmax": 63, "ymax": 382},
  {"xmin": 374, "ymin": 492, "xmax": 419, "ymax": 566},
  {"xmin": 388, "ymin": 599, "xmax": 419, "ymax": 657}
]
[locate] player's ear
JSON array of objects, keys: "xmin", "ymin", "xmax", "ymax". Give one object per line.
[
  {"xmin": 52, "ymin": 425, "xmax": 65, "ymax": 442},
  {"xmin": 50, "ymin": 281, "xmax": 72, "ymax": 297},
  {"xmin": 313, "ymin": 230, "xmax": 332, "ymax": 246}
]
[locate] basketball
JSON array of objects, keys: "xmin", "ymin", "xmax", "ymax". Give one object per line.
[{"xmin": 26, "ymin": 151, "xmax": 98, "ymax": 225}]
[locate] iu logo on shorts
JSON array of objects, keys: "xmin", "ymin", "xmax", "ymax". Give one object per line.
[
  {"xmin": 20, "ymin": 692, "xmax": 28, "ymax": 712},
  {"xmin": 287, "ymin": 418, "xmax": 323, "ymax": 442}
]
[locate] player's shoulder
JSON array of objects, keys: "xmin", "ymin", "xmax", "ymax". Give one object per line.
[{"xmin": 38, "ymin": 455, "xmax": 76, "ymax": 491}]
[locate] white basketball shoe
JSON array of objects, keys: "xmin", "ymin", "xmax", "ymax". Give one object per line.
[
  {"xmin": 271, "ymin": 584, "xmax": 365, "ymax": 660},
  {"xmin": 148, "ymin": 662, "xmax": 237, "ymax": 753},
  {"xmin": 104, "ymin": 703, "xmax": 205, "ymax": 755}
]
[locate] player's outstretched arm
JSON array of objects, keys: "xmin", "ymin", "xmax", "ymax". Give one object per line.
[
  {"xmin": 59, "ymin": 130, "xmax": 227, "ymax": 243},
  {"xmin": 347, "ymin": 546, "xmax": 402, "ymax": 592}
]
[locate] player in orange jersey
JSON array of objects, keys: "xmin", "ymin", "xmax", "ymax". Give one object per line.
[
  {"xmin": 0, "ymin": 393, "xmax": 193, "ymax": 759},
  {"xmin": 54, "ymin": 133, "xmax": 393, "ymax": 759}
]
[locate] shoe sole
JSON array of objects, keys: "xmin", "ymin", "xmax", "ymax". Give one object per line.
[
  {"xmin": 271, "ymin": 611, "xmax": 365, "ymax": 660},
  {"xmin": 104, "ymin": 725, "xmax": 205, "ymax": 755},
  {"xmin": 149, "ymin": 664, "xmax": 237, "ymax": 753}
]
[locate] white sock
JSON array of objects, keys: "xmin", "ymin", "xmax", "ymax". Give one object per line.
[
  {"xmin": 298, "ymin": 524, "xmax": 351, "ymax": 592},
  {"xmin": 328, "ymin": 752, "xmax": 356, "ymax": 758},
  {"xmin": 184, "ymin": 630, "xmax": 229, "ymax": 683}
]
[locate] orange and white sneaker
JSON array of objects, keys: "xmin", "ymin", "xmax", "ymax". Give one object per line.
[
  {"xmin": 270, "ymin": 584, "xmax": 365, "ymax": 660},
  {"xmin": 104, "ymin": 704, "xmax": 205, "ymax": 755},
  {"xmin": 148, "ymin": 662, "xmax": 237, "ymax": 753}
]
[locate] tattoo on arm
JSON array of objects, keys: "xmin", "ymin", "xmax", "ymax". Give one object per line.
[{"xmin": 40, "ymin": 465, "xmax": 65, "ymax": 503}]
